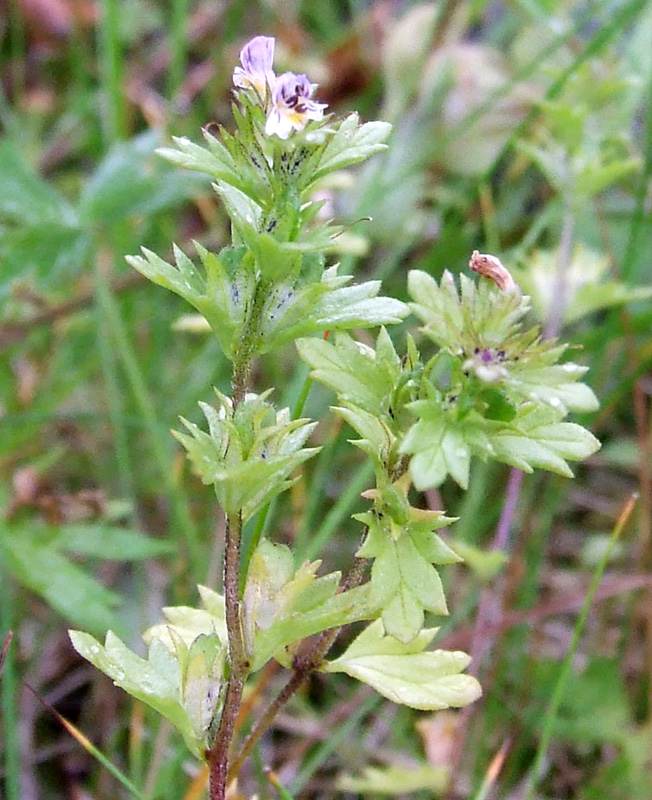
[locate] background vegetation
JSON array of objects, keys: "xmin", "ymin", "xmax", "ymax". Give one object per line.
[{"xmin": 1, "ymin": 0, "xmax": 651, "ymax": 798}]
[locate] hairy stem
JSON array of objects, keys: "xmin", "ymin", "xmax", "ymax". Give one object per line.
[
  {"xmin": 208, "ymin": 283, "xmax": 265, "ymax": 799},
  {"xmin": 209, "ymin": 511, "xmax": 250, "ymax": 800}
]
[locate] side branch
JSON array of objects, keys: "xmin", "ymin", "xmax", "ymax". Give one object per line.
[{"xmin": 227, "ymin": 557, "xmax": 369, "ymax": 781}]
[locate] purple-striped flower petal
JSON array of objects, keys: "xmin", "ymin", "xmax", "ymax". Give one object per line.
[
  {"xmin": 264, "ymin": 72, "xmax": 327, "ymax": 139},
  {"xmin": 233, "ymin": 36, "xmax": 276, "ymax": 97}
]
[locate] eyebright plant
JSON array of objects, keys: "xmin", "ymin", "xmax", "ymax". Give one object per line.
[{"xmin": 69, "ymin": 36, "xmax": 600, "ymax": 799}]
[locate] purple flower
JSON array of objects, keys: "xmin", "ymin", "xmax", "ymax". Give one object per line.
[
  {"xmin": 233, "ymin": 35, "xmax": 276, "ymax": 97},
  {"xmin": 264, "ymin": 72, "xmax": 327, "ymax": 139}
]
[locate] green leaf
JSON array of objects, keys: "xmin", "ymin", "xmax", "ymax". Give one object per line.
[
  {"xmin": 214, "ymin": 182, "xmax": 263, "ymax": 245},
  {"xmin": 194, "ymin": 243, "xmax": 255, "ymax": 355},
  {"xmin": 310, "ymin": 276, "xmax": 408, "ymax": 329},
  {"xmin": 246, "ymin": 231, "xmax": 302, "ymax": 282},
  {"xmin": 157, "ymin": 134, "xmax": 241, "ymax": 191},
  {"xmin": 81, "ymin": 132, "xmax": 202, "ymax": 224},
  {"xmin": 310, "ymin": 114, "xmax": 392, "ymax": 185},
  {"xmin": 403, "ymin": 416, "xmax": 471, "ymax": 490},
  {"xmin": 128, "ymin": 252, "xmax": 406, "ymax": 363},
  {"xmin": 127, "ymin": 243, "xmax": 256, "ymax": 358},
  {"xmin": 69, "ymin": 630, "xmax": 203, "ymax": 757},
  {"xmin": 505, "ymin": 360, "xmax": 599, "ymax": 414},
  {"xmin": 325, "ymin": 619, "xmax": 482, "ymax": 710},
  {"xmin": 0, "ymin": 139, "xmax": 77, "ymax": 226},
  {"xmin": 127, "ymin": 246, "xmax": 204, "ymax": 308},
  {"xmin": 0, "ymin": 224, "xmax": 88, "ymax": 298},
  {"xmin": 450, "ymin": 541, "xmax": 508, "ymax": 581},
  {"xmin": 375, "ymin": 534, "xmax": 448, "ymax": 642},
  {"xmin": 143, "ymin": 587, "xmax": 227, "ymax": 651},
  {"xmin": 487, "ymin": 405, "xmax": 601, "ymax": 476},
  {"xmin": 356, "ymin": 506, "xmax": 456, "ymax": 644},
  {"xmin": 256, "ymin": 268, "xmax": 408, "ymax": 352},
  {"xmin": 173, "ymin": 393, "xmax": 319, "ymax": 522},
  {"xmin": 0, "ymin": 139, "xmax": 86, "ymax": 294},
  {"xmin": 402, "ymin": 401, "xmax": 492, "ymax": 490},
  {"xmin": 336, "ymin": 405, "xmax": 397, "ymax": 468},
  {"xmin": 71, "ymin": 586, "xmax": 231, "ymax": 756},
  {"xmin": 179, "ymin": 633, "xmax": 226, "ymax": 745},
  {"xmin": 244, "ymin": 540, "xmax": 375, "ymax": 670},
  {"xmin": 55, "ymin": 524, "xmax": 174, "ymax": 560},
  {"xmin": 296, "ymin": 331, "xmax": 400, "ymax": 417},
  {"xmin": 256, "ymin": 583, "xmax": 375, "ymax": 671},
  {"xmin": 0, "ymin": 524, "xmax": 122, "ymax": 635},
  {"xmin": 338, "ymin": 765, "xmax": 448, "ymax": 795}
]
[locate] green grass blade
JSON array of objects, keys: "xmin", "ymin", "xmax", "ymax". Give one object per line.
[
  {"xmin": 0, "ymin": 574, "xmax": 21, "ymax": 800},
  {"xmin": 93, "ymin": 256, "xmax": 203, "ymax": 577},
  {"xmin": 523, "ymin": 494, "xmax": 638, "ymax": 800},
  {"xmin": 622, "ymin": 61, "xmax": 652, "ymax": 281},
  {"xmin": 26, "ymin": 682, "xmax": 148, "ymax": 800},
  {"xmin": 8, "ymin": 0, "xmax": 26, "ymax": 104},
  {"xmin": 98, "ymin": 0, "xmax": 127, "ymax": 142},
  {"xmin": 169, "ymin": 0, "xmax": 192, "ymax": 101},
  {"xmin": 94, "ymin": 265, "xmax": 138, "ymax": 520},
  {"xmin": 482, "ymin": 0, "xmax": 648, "ymax": 180},
  {"xmin": 300, "ymin": 460, "xmax": 374, "ymax": 562},
  {"xmin": 289, "ymin": 692, "xmax": 380, "ymax": 795}
]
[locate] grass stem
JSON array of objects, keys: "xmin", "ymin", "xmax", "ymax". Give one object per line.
[{"xmin": 523, "ymin": 494, "xmax": 638, "ymax": 800}]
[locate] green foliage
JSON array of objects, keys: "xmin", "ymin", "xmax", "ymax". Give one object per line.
[
  {"xmin": 0, "ymin": 520, "xmax": 172, "ymax": 635},
  {"xmin": 159, "ymin": 114, "xmax": 391, "ymax": 203},
  {"xmin": 512, "ymin": 245, "xmax": 652, "ymax": 326},
  {"xmin": 324, "ymin": 619, "xmax": 482, "ymax": 710},
  {"xmin": 129, "ymin": 107, "xmax": 406, "ymax": 363},
  {"xmin": 401, "ymin": 401, "xmax": 491, "ymax": 490},
  {"xmin": 70, "ymin": 628, "xmax": 224, "ymax": 758},
  {"xmin": 517, "ymin": 69, "xmax": 641, "ymax": 207},
  {"xmin": 142, "ymin": 106, "xmax": 409, "ymax": 358},
  {"xmin": 299, "ymin": 270, "xmax": 599, "ymax": 494},
  {"xmin": 338, "ymin": 764, "xmax": 448, "ymax": 796},
  {"xmin": 401, "ymin": 270, "xmax": 600, "ymax": 488},
  {"xmin": 355, "ymin": 477, "xmax": 459, "ymax": 642},
  {"xmin": 309, "ymin": 115, "xmax": 393, "ymax": 184},
  {"xmin": 485, "ymin": 404, "xmax": 601, "ymax": 477},
  {"xmin": 243, "ymin": 539, "xmax": 374, "ymax": 670},
  {"xmin": 4, "ymin": 3, "xmax": 652, "ymax": 797},
  {"xmin": 70, "ymin": 585, "xmax": 230, "ymax": 757},
  {"xmin": 524, "ymin": 658, "xmax": 652, "ymax": 800},
  {"xmin": 296, "ymin": 329, "xmax": 420, "ymax": 474},
  {"xmin": 408, "ymin": 269, "xmax": 598, "ymax": 412},
  {"xmin": 56, "ymin": 20, "xmax": 612, "ymax": 796},
  {"xmin": 173, "ymin": 391, "xmax": 318, "ymax": 523},
  {"xmin": 0, "ymin": 132, "xmax": 201, "ymax": 304},
  {"xmin": 128, "ymin": 245, "xmax": 407, "ymax": 359}
]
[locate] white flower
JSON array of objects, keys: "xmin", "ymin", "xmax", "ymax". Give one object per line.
[
  {"xmin": 233, "ymin": 35, "xmax": 276, "ymax": 98},
  {"xmin": 264, "ymin": 72, "xmax": 327, "ymax": 139}
]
